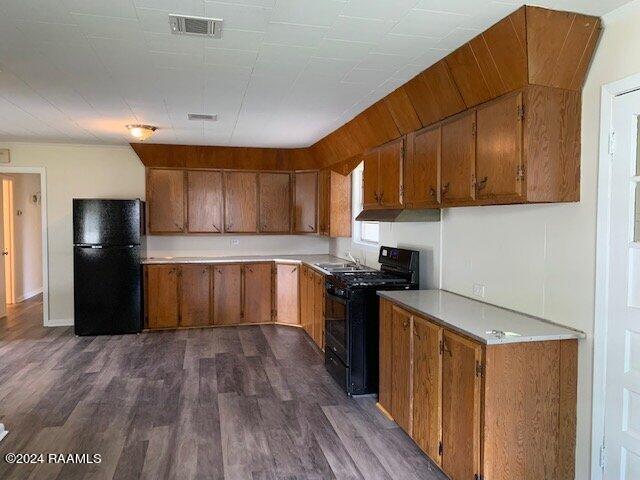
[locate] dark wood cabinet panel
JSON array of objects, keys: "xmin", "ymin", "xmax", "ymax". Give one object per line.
[
  {"xmin": 442, "ymin": 331, "xmax": 482, "ymax": 480},
  {"xmin": 276, "ymin": 263, "xmax": 299, "ymax": 325},
  {"xmin": 378, "ymin": 139, "xmax": 403, "ymax": 208},
  {"xmin": 391, "ymin": 305, "xmax": 412, "ymax": 435},
  {"xmin": 213, "ymin": 264, "xmax": 242, "ymax": 325},
  {"xmin": 180, "ymin": 265, "xmax": 211, "ymax": 327},
  {"xmin": 412, "ymin": 316, "xmax": 443, "ymax": 464},
  {"xmin": 187, "ymin": 170, "xmax": 222, "ymax": 233},
  {"xmin": 146, "ymin": 265, "xmax": 180, "ymax": 329},
  {"xmin": 224, "ymin": 171, "xmax": 258, "ymax": 233},
  {"xmin": 405, "ymin": 126, "xmax": 440, "ymax": 208},
  {"xmin": 147, "ymin": 169, "xmax": 185, "ymax": 233},
  {"xmin": 441, "ymin": 111, "xmax": 476, "ymax": 206},
  {"xmin": 243, "ymin": 263, "xmax": 273, "ymax": 324},
  {"xmin": 476, "ymin": 92, "xmax": 524, "ymax": 203},
  {"xmin": 293, "ymin": 171, "xmax": 318, "ymax": 233},
  {"xmin": 259, "ymin": 173, "xmax": 291, "ymax": 233}
]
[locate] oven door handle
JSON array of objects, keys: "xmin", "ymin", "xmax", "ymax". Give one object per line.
[{"xmin": 326, "ymin": 292, "xmax": 348, "ymax": 305}]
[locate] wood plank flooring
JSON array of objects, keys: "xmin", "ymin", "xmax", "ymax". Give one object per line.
[{"xmin": 0, "ymin": 296, "xmax": 446, "ymax": 480}]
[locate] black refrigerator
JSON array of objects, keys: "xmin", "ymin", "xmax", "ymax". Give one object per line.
[{"xmin": 73, "ymin": 199, "xmax": 145, "ymax": 336}]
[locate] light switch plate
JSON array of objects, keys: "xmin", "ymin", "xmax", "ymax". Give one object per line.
[{"xmin": 230, "ymin": 239, "xmax": 239, "ymax": 246}]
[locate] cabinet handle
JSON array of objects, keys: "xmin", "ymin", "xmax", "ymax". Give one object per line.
[
  {"xmin": 308, "ymin": 224, "xmax": 314, "ymax": 231},
  {"xmin": 213, "ymin": 224, "xmax": 220, "ymax": 232},
  {"xmin": 174, "ymin": 222, "xmax": 181, "ymax": 230},
  {"xmin": 429, "ymin": 187, "xmax": 437, "ymax": 198},
  {"xmin": 291, "ymin": 267, "xmax": 297, "ymax": 273},
  {"xmin": 402, "ymin": 319, "xmax": 409, "ymax": 328},
  {"xmin": 374, "ymin": 192, "xmax": 379, "ymax": 202},
  {"xmin": 379, "ymin": 192, "xmax": 384, "ymax": 204},
  {"xmin": 441, "ymin": 183, "xmax": 450, "ymax": 196},
  {"xmin": 476, "ymin": 176, "xmax": 488, "ymax": 191}
]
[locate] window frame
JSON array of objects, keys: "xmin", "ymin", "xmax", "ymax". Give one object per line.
[{"xmin": 352, "ymin": 162, "xmax": 380, "ymax": 247}]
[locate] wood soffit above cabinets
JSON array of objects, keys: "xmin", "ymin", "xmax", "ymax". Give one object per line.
[{"xmin": 131, "ymin": 6, "xmax": 601, "ymax": 174}]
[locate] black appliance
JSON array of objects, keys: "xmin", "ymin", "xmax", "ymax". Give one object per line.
[
  {"xmin": 73, "ymin": 199, "xmax": 145, "ymax": 336},
  {"xmin": 324, "ymin": 246, "xmax": 419, "ymax": 395}
]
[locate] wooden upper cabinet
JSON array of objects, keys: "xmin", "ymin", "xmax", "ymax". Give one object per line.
[
  {"xmin": 476, "ymin": 92, "xmax": 524, "ymax": 203},
  {"xmin": 179, "ymin": 264, "xmax": 211, "ymax": 327},
  {"xmin": 224, "ymin": 171, "xmax": 258, "ymax": 233},
  {"xmin": 405, "ymin": 126, "xmax": 440, "ymax": 208},
  {"xmin": 391, "ymin": 305, "xmax": 413, "ymax": 435},
  {"xmin": 441, "ymin": 111, "xmax": 476, "ymax": 206},
  {"xmin": 412, "ymin": 316, "xmax": 443, "ymax": 464},
  {"xmin": 293, "ymin": 171, "xmax": 318, "ymax": 234},
  {"xmin": 362, "ymin": 149, "xmax": 380, "ymax": 209},
  {"xmin": 146, "ymin": 265, "xmax": 180, "ymax": 329},
  {"xmin": 377, "ymin": 139, "xmax": 403, "ymax": 208},
  {"xmin": 147, "ymin": 169, "xmax": 185, "ymax": 233},
  {"xmin": 259, "ymin": 172, "xmax": 291, "ymax": 233},
  {"xmin": 441, "ymin": 331, "xmax": 482, "ymax": 480},
  {"xmin": 318, "ymin": 169, "xmax": 329, "ymax": 235},
  {"xmin": 187, "ymin": 170, "xmax": 222, "ymax": 233},
  {"xmin": 243, "ymin": 263, "xmax": 273, "ymax": 324},
  {"xmin": 213, "ymin": 264, "xmax": 242, "ymax": 325},
  {"xmin": 319, "ymin": 169, "xmax": 352, "ymax": 237},
  {"xmin": 276, "ymin": 263, "xmax": 299, "ymax": 325}
]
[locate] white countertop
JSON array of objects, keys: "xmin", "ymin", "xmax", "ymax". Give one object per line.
[
  {"xmin": 377, "ymin": 290, "xmax": 585, "ymax": 345},
  {"xmin": 142, "ymin": 254, "xmax": 345, "ymax": 274}
]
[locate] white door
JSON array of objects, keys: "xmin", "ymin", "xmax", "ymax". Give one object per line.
[{"xmin": 604, "ymin": 89, "xmax": 640, "ymax": 479}]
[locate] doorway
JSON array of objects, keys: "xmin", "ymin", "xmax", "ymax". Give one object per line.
[
  {"xmin": 0, "ymin": 167, "xmax": 48, "ymax": 325},
  {"xmin": 594, "ymin": 82, "xmax": 640, "ymax": 479}
]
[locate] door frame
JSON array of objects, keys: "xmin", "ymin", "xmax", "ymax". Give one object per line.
[
  {"xmin": 0, "ymin": 166, "xmax": 49, "ymax": 326},
  {"xmin": 592, "ymin": 72, "xmax": 640, "ymax": 479}
]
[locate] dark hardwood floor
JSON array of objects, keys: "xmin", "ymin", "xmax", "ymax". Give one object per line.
[{"xmin": 0, "ymin": 296, "xmax": 446, "ymax": 480}]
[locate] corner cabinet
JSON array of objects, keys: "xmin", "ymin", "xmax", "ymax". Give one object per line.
[
  {"xmin": 319, "ymin": 169, "xmax": 352, "ymax": 237},
  {"xmin": 379, "ymin": 298, "xmax": 578, "ymax": 480}
]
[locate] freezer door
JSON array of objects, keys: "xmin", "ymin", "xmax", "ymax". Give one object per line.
[
  {"xmin": 73, "ymin": 245, "xmax": 142, "ymax": 335},
  {"xmin": 73, "ymin": 199, "xmax": 142, "ymax": 246}
]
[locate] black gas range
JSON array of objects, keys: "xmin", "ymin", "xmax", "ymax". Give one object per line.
[{"xmin": 324, "ymin": 246, "xmax": 419, "ymax": 395}]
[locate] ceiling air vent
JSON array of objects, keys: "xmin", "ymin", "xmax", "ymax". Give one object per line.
[
  {"xmin": 169, "ymin": 15, "xmax": 223, "ymax": 38},
  {"xmin": 188, "ymin": 113, "xmax": 218, "ymax": 121}
]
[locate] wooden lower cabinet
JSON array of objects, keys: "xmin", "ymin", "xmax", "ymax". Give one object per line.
[
  {"xmin": 276, "ymin": 263, "xmax": 299, "ymax": 325},
  {"xmin": 180, "ymin": 265, "xmax": 212, "ymax": 327},
  {"xmin": 146, "ymin": 265, "xmax": 180, "ymax": 328},
  {"xmin": 243, "ymin": 263, "xmax": 273, "ymax": 324},
  {"xmin": 213, "ymin": 264, "xmax": 242, "ymax": 325},
  {"xmin": 298, "ymin": 265, "xmax": 324, "ymax": 349},
  {"xmin": 379, "ymin": 299, "xmax": 578, "ymax": 480},
  {"xmin": 312, "ymin": 271, "xmax": 325, "ymax": 349}
]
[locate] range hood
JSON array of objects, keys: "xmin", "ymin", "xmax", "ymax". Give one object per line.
[{"xmin": 355, "ymin": 208, "xmax": 441, "ymax": 223}]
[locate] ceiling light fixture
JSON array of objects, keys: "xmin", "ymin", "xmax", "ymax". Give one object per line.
[{"xmin": 126, "ymin": 124, "xmax": 157, "ymax": 141}]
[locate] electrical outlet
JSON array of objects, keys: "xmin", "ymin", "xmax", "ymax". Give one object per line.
[
  {"xmin": 230, "ymin": 239, "xmax": 239, "ymax": 246},
  {"xmin": 473, "ymin": 284, "xmax": 486, "ymax": 298}
]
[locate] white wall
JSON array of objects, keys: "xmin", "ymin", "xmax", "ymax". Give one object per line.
[
  {"xmin": 0, "ymin": 142, "xmax": 329, "ymax": 324},
  {"xmin": 332, "ymin": 3, "xmax": 640, "ymax": 477},
  {"xmin": 11, "ymin": 173, "xmax": 42, "ymax": 302}
]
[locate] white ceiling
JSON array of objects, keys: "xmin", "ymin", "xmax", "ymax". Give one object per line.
[{"xmin": 0, "ymin": 0, "xmax": 628, "ymax": 147}]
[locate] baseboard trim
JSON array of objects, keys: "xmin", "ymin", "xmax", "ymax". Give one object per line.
[
  {"xmin": 16, "ymin": 288, "xmax": 43, "ymax": 303},
  {"xmin": 45, "ymin": 318, "xmax": 73, "ymax": 327}
]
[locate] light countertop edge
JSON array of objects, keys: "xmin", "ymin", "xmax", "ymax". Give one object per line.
[{"xmin": 377, "ymin": 289, "xmax": 586, "ymax": 345}]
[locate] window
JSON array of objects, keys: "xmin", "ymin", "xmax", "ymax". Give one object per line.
[{"xmin": 352, "ymin": 162, "xmax": 380, "ymax": 246}]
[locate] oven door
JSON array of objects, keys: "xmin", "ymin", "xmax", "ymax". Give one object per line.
[{"xmin": 325, "ymin": 292, "xmax": 349, "ymax": 366}]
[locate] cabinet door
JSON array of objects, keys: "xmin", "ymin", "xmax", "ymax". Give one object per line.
[
  {"xmin": 476, "ymin": 92, "xmax": 523, "ymax": 203},
  {"xmin": 328, "ymin": 171, "xmax": 352, "ymax": 237},
  {"xmin": 391, "ymin": 306, "xmax": 413, "ymax": 434},
  {"xmin": 412, "ymin": 316, "xmax": 443, "ymax": 464},
  {"xmin": 187, "ymin": 170, "xmax": 222, "ymax": 233},
  {"xmin": 147, "ymin": 169, "xmax": 185, "ymax": 233},
  {"xmin": 259, "ymin": 173, "xmax": 291, "ymax": 233},
  {"xmin": 378, "ymin": 139, "xmax": 403, "ymax": 208},
  {"xmin": 405, "ymin": 127, "xmax": 440, "ymax": 208},
  {"xmin": 318, "ymin": 169, "xmax": 330, "ymax": 236},
  {"xmin": 362, "ymin": 150, "xmax": 380, "ymax": 209},
  {"xmin": 276, "ymin": 264, "xmax": 299, "ymax": 325},
  {"xmin": 146, "ymin": 265, "xmax": 180, "ymax": 328},
  {"xmin": 441, "ymin": 111, "xmax": 476, "ymax": 206},
  {"xmin": 378, "ymin": 299, "xmax": 393, "ymax": 413},
  {"xmin": 243, "ymin": 263, "xmax": 273, "ymax": 324},
  {"xmin": 224, "ymin": 171, "xmax": 258, "ymax": 233},
  {"xmin": 305, "ymin": 268, "xmax": 316, "ymax": 339},
  {"xmin": 293, "ymin": 171, "xmax": 318, "ymax": 233},
  {"xmin": 213, "ymin": 264, "xmax": 242, "ymax": 325},
  {"xmin": 313, "ymin": 272, "xmax": 325, "ymax": 349},
  {"xmin": 442, "ymin": 331, "xmax": 482, "ymax": 480},
  {"xmin": 299, "ymin": 266, "xmax": 311, "ymax": 335},
  {"xmin": 180, "ymin": 265, "xmax": 211, "ymax": 327}
]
